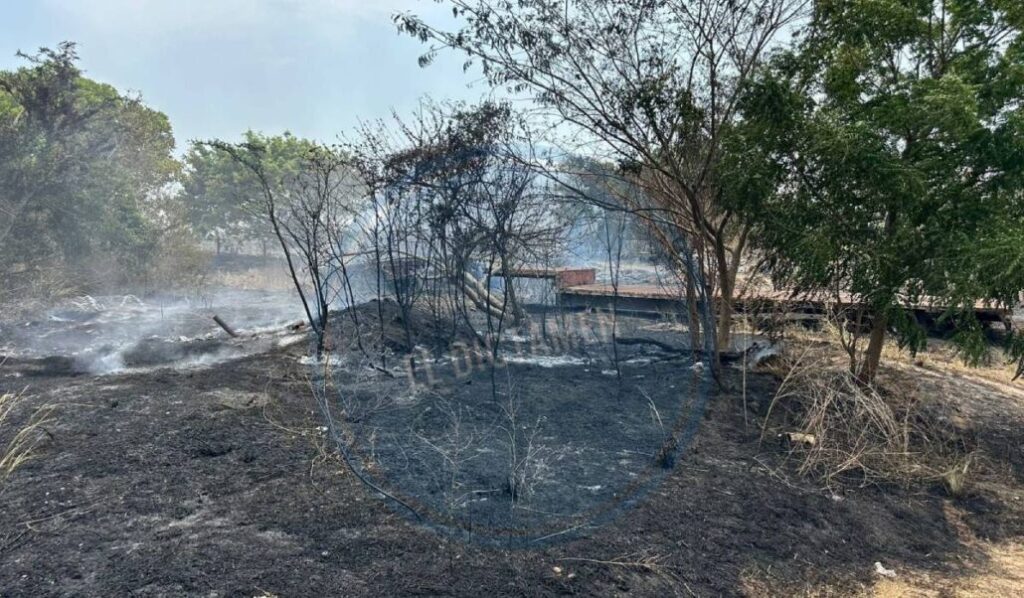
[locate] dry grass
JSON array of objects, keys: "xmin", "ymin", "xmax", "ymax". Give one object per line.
[
  {"xmin": 882, "ymin": 337, "xmax": 1022, "ymax": 391},
  {"xmin": 779, "ymin": 316, "xmax": 1022, "ymax": 390},
  {"xmin": 208, "ymin": 264, "xmax": 295, "ymax": 291},
  {"xmin": 0, "ymin": 389, "xmax": 54, "ymax": 488},
  {"xmin": 761, "ymin": 342, "xmax": 975, "ymax": 490},
  {"xmin": 740, "ymin": 540, "xmax": 1024, "ymax": 597},
  {"xmin": 0, "ymin": 268, "xmax": 76, "ymax": 323},
  {"xmin": 872, "ymin": 541, "xmax": 1024, "ymax": 597}
]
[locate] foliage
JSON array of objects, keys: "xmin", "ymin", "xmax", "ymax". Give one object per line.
[
  {"xmin": 181, "ymin": 131, "xmax": 316, "ymax": 254},
  {"xmin": 0, "ymin": 42, "xmax": 179, "ymax": 286},
  {"xmin": 725, "ymin": 0, "xmax": 1024, "ymax": 382}
]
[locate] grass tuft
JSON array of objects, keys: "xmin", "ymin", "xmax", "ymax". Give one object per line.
[{"xmin": 0, "ymin": 389, "xmax": 54, "ymax": 488}]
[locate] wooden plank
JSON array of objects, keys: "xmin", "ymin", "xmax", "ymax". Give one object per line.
[{"xmin": 492, "ymin": 267, "xmax": 597, "ymax": 288}]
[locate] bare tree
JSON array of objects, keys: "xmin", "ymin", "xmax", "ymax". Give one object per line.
[
  {"xmin": 347, "ymin": 100, "xmax": 570, "ymax": 355},
  {"xmin": 208, "ymin": 140, "xmax": 360, "ymax": 355}
]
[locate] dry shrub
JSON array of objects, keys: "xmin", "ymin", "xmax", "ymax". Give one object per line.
[
  {"xmin": 209, "ymin": 264, "xmax": 295, "ymax": 291},
  {"xmin": 0, "ymin": 267, "xmax": 77, "ymax": 323},
  {"xmin": 0, "ymin": 389, "xmax": 54, "ymax": 488},
  {"xmin": 762, "ymin": 346, "xmax": 975, "ymax": 491},
  {"xmin": 144, "ymin": 234, "xmax": 211, "ymax": 293}
]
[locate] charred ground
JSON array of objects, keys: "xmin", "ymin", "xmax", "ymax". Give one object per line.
[{"xmin": 2, "ymin": 322, "xmax": 1023, "ymax": 596}]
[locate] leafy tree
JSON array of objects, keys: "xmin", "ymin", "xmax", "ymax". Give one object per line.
[
  {"xmin": 181, "ymin": 131, "xmax": 314, "ymax": 255},
  {"xmin": 0, "ymin": 42, "xmax": 179, "ymax": 284},
  {"xmin": 725, "ymin": 0, "xmax": 1024, "ymax": 383}
]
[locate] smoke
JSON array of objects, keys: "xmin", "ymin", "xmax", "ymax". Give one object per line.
[{"xmin": 0, "ymin": 289, "xmax": 305, "ymax": 374}]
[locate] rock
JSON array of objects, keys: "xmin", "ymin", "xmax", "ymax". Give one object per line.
[
  {"xmin": 781, "ymin": 432, "xmax": 816, "ymax": 447},
  {"xmin": 874, "ymin": 561, "xmax": 897, "ymax": 578}
]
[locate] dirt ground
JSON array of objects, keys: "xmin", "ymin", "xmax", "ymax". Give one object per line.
[{"xmin": 2, "ymin": 330, "xmax": 1024, "ymax": 596}]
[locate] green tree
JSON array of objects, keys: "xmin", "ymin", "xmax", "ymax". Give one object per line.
[
  {"xmin": 725, "ymin": 0, "xmax": 1024, "ymax": 383},
  {"xmin": 181, "ymin": 131, "xmax": 314, "ymax": 255},
  {"xmin": 0, "ymin": 42, "xmax": 179, "ymax": 284}
]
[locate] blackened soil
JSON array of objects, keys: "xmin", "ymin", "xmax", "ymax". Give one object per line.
[
  {"xmin": 327, "ymin": 298, "xmax": 478, "ymax": 355},
  {"xmin": 1, "ymin": 344, "xmax": 1023, "ymax": 596},
  {"xmin": 333, "ymin": 340, "xmax": 711, "ymax": 540}
]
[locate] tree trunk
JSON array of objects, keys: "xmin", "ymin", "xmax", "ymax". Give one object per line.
[
  {"xmin": 716, "ymin": 295, "xmax": 733, "ymax": 353},
  {"xmin": 0, "ymin": 187, "xmax": 38, "ymax": 249},
  {"xmin": 858, "ymin": 310, "xmax": 888, "ymax": 385},
  {"xmin": 498, "ymin": 259, "xmax": 526, "ymax": 327},
  {"xmin": 315, "ymin": 301, "xmax": 328, "ymax": 357},
  {"xmin": 715, "ymin": 244, "xmax": 739, "ymax": 353},
  {"xmin": 685, "ymin": 271, "xmax": 702, "ymax": 349},
  {"xmin": 462, "ymin": 271, "xmax": 507, "ymax": 318}
]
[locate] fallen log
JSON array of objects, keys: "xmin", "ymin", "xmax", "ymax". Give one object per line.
[
  {"xmin": 614, "ymin": 337, "xmax": 748, "ymax": 365},
  {"xmin": 212, "ymin": 315, "xmax": 239, "ymax": 338}
]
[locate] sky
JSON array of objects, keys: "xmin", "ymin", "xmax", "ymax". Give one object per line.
[{"xmin": 0, "ymin": 0, "xmax": 490, "ymax": 152}]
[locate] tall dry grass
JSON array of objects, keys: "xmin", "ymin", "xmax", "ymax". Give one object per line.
[
  {"xmin": 0, "ymin": 389, "xmax": 54, "ymax": 488},
  {"xmin": 761, "ymin": 339, "xmax": 976, "ymax": 491},
  {"xmin": 0, "ymin": 267, "xmax": 77, "ymax": 323}
]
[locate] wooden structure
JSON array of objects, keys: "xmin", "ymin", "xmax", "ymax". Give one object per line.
[
  {"xmin": 493, "ymin": 267, "xmax": 597, "ymax": 289},
  {"xmin": 556, "ymin": 282, "xmax": 1012, "ymax": 328}
]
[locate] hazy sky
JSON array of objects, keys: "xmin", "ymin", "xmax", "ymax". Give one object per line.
[{"xmin": 0, "ymin": 0, "xmax": 489, "ymax": 152}]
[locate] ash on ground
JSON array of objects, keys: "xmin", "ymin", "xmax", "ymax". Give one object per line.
[{"xmin": 315, "ymin": 300, "xmax": 712, "ymax": 541}]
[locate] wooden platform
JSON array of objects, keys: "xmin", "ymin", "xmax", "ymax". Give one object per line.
[
  {"xmin": 557, "ymin": 283, "xmax": 1012, "ymax": 326},
  {"xmin": 490, "ymin": 266, "xmax": 1012, "ymax": 325}
]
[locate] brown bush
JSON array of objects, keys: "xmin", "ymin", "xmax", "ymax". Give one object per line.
[{"xmin": 761, "ymin": 346, "xmax": 975, "ymax": 492}]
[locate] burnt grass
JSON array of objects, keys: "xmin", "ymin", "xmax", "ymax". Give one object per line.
[{"xmin": 2, "ymin": 318, "xmax": 1024, "ymax": 595}]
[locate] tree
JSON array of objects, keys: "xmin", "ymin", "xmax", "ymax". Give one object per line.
[
  {"xmin": 0, "ymin": 42, "xmax": 89, "ymax": 251},
  {"xmin": 347, "ymin": 100, "xmax": 568, "ymax": 353},
  {"xmin": 207, "ymin": 138, "xmax": 360, "ymax": 355},
  {"xmin": 725, "ymin": 0, "xmax": 1024, "ymax": 383},
  {"xmin": 181, "ymin": 131, "xmax": 312, "ymax": 255},
  {"xmin": 0, "ymin": 42, "xmax": 179, "ymax": 284},
  {"xmin": 396, "ymin": 0, "xmax": 807, "ymax": 357}
]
